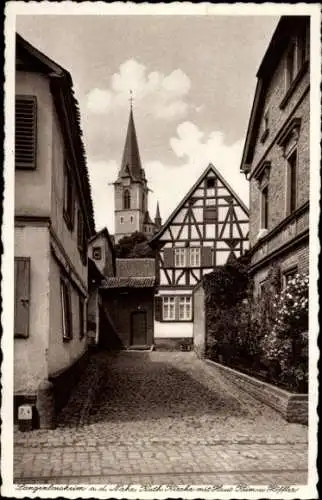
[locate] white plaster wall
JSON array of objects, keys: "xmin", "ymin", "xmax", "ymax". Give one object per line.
[
  {"xmin": 154, "ymin": 321, "xmax": 193, "ymax": 338},
  {"xmin": 48, "ymin": 256, "xmax": 87, "ymax": 376},
  {"xmin": 50, "ymin": 110, "xmax": 87, "ymax": 286},
  {"xmin": 89, "ymin": 234, "xmax": 106, "ymax": 275},
  {"xmin": 14, "ymin": 226, "xmax": 50, "ymax": 395},
  {"xmin": 15, "ymin": 72, "xmax": 53, "ymax": 217},
  {"xmin": 158, "ymin": 290, "xmax": 192, "ymax": 296}
]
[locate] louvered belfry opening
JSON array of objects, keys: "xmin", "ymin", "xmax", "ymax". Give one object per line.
[{"xmin": 15, "ymin": 95, "xmax": 37, "ymax": 169}]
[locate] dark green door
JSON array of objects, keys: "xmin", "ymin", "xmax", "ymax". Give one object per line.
[{"xmin": 131, "ymin": 311, "xmax": 147, "ymax": 345}]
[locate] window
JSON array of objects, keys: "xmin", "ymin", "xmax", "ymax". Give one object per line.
[
  {"xmin": 142, "ymin": 192, "xmax": 146, "ymax": 211},
  {"xmin": 179, "ymin": 296, "xmax": 192, "ymax": 321},
  {"xmin": 204, "ymin": 206, "xmax": 217, "ymax": 223},
  {"xmin": 79, "ymin": 295, "xmax": 86, "ymax": 340},
  {"xmin": 130, "ymin": 215, "xmax": 134, "ymax": 224},
  {"xmin": 92, "ymin": 246, "xmax": 102, "ymax": 260},
  {"xmin": 260, "ymin": 186, "xmax": 269, "ymax": 229},
  {"xmin": 123, "ymin": 189, "xmax": 131, "ymax": 209},
  {"xmin": 286, "ymin": 41, "xmax": 297, "ymax": 89},
  {"xmin": 15, "ymin": 95, "xmax": 37, "ymax": 169},
  {"xmin": 285, "ymin": 27, "xmax": 309, "ymax": 92},
  {"xmin": 61, "ymin": 279, "xmax": 72, "ymax": 341},
  {"xmin": 259, "ymin": 279, "xmax": 270, "ymax": 298},
  {"xmin": 287, "ymin": 150, "xmax": 297, "ymax": 215},
  {"xmin": 261, "ymin": 108, "xmax": 270, "ymax": 143},
  {"xmin": 206, "ymin": 177, "xmax": 215, "ymax": 189},
  {"xmin": 120, "ymin": 216, "xmax": 124, "ymax": 224},
  {"xmin": 283, "ymin": 266, "xmax": 298, "ymax": 288},
  {"xmin": 175, "ymin": 248, "xmax": 186, "ymax": 267},
  {"xmin": 161, "ymin": 295, "xmax": 192, "ymax": 321},
  {"xmin": 163, "ymin": 297, "xmax": 175, "ymax": 320},
  {"xmin": 63, "ymin": 161, "xmax": 75, "ymax": 230},
  {"xmin": 77, "ymin": 209, "xmax": 87, "ymax": 264},
  {"xmin": 190, "ymin": 247, "xmax": 201, "ymax": 267}
]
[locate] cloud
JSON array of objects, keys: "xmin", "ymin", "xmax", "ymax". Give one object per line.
[
  {"xmin": 147, "ymin": 122, "xmax": 249, "ymax": 223},
  {"xmin": 86, "ymin": 59, "xmax": 191, "ymax": 121},
  {"xmin": 86, "ymin": 88, "xmax": 112, "ymax": 114},
  {"xmin": 87, "ymin": 121, "xmax": 249, "ymax": 235}
]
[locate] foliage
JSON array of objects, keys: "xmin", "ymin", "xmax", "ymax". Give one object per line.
[
  {"xmin": 115, "ymin": 231, "xmax": 155, "ymax": 258},
  {"xmin": 205, "ymin": 257, "xmax": 308, "ymax": 394},
  {"xmin": 261, "ymin": 272, "xmax": 309, "ymax": 391},
  {"xmin": 204, "ymin": 256, "xmax": 250, "ymax": 360}
]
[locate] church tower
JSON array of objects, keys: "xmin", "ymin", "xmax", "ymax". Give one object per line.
[{"xmin": 114, "ymin": 102, "xmax": 155, "ymax": 243}]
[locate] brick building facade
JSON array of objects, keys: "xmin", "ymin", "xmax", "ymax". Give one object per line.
[{"xmin": 240, "ymin": 16, "xmax": 310, "ymax": 293}]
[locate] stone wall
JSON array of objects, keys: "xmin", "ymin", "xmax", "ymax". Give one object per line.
[
  {"xmin": 192, "ymin": 283, "xmax": 206, "ymax": 358},
  {"xmin": 154, "ymin": 337, "xmax": 193, "ymax": 351},
  {"xmin": 205, "ymin": 359, "xmax": 308, "ymax": 424}
]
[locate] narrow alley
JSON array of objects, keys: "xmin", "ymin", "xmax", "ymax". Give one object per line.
[{"xmin": 14, "ymin": 351, "xmax": 308, "ymax": 485}]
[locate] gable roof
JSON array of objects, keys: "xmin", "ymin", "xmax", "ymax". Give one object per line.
[
  {"xmin": 89, "ymin": 227, "xmax": 114, "ymax": 251},
  {"xmin": 16, "ymin": 34, "xmax": 95, "ymax": 235},
  {"xmin": 151, "ymin": 163, "xmax": 249, "ymax": 242}
]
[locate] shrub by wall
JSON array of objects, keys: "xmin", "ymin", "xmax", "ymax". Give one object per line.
[{"xmin": 204, "ymin": 256, "xmax": 308, "ymax": 394}]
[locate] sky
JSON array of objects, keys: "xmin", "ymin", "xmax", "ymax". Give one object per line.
[{"xmin": 16, "ymin": 14, "xmax": 279, "ymax": 233}]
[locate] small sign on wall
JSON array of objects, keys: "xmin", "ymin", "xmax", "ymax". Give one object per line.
[
  {"xmin": 18, "ymin": 404, "xmax": 33, "ymax": 432},
  {"xmin": 18, "ymin": 404, "xmax": 32, "ymax": 420}
]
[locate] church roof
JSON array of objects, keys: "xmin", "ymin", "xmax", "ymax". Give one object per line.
[
  {"xmin": 155, "ymin": 201, "xmax": 161, "ymax": 220},
  {"xmin": 143, "ymin": 210, "xmax": 154, "ymax": 225},
  {"xmin": 117, "ymin": 107, "xmax": 145, "ymax": 182}
]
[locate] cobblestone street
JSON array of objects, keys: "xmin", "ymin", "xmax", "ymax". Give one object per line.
[{"xmin": 14, "ymin": 351, "xmax": 308, "ymax": 485}]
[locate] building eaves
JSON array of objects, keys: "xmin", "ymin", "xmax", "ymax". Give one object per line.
[
  {"xmin": 101, "ymin": 277, "xmax": 156, "ymax": 289},
  {"xmin": 16, "ymin": 33, "xmax": 95, "ymax": 236}
]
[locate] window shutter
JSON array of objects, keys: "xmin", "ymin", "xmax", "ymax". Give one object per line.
[
  {"xmin": 15, "ymin": 96, "xmax": 37, "ymax": 169},
  {"xmin": 14, "ymin": 257, "xmax": 31, "ymax": 338},
  {"xmin": 154, "ymin": 296, "xmax": 162, "ymax": 321},
  {"xmin": 163, "ymin": 248, "xmax": 175, "ymax": 268},
  {"xmin": 201, "ymin": 247, "xmax": 213, "ymax": 267}
]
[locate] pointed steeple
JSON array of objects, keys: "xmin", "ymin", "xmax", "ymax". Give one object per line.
[
  {"xmin": 118, "ymin": 101, "xmax": 145, "ymax": 182},
  {"xmin": 154, "ymin": 201, "xmax": 162, "ymax": 229}
]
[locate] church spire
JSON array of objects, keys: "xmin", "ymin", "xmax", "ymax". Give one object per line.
[
  {"xmin": 154, "ymin": 201, "xmax": 162, "ymax": 229},
  {"xmin": 118, "ymin": 95, "xmax": 145, "ymax": 182}
]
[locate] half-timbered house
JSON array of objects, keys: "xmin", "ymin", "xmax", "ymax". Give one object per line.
[{"xmin": 151, "ymin": 163, "xmax": 249, "ymax": 349}]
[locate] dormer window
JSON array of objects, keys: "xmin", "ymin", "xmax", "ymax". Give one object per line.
[
  {"xmin": 286, "ymin": 40, "xmax": 297, "ymax": 89},
  {"xmin": 281, "ymin": 21, "xmax": 310, "ymax": 108},
  {"xmin": 123, "ymin": 189, "xmax": 131, "ymax": 209},
  {"xmin": 260, "ymin": 108, "xmax": 270, "ymax": 143}
]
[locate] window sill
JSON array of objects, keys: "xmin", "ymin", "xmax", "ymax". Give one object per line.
[{"xmin": 279, "ymin": 61, "xmax": 309, "ymax": 110}]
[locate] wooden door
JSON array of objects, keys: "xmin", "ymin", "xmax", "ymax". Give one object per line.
[{"xmin": 131, "ymin": 311, "xmax": 147, "ymax": 346}]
